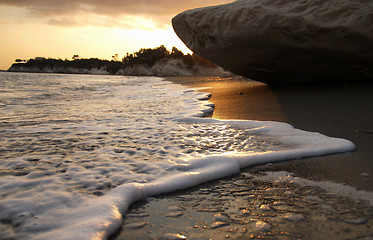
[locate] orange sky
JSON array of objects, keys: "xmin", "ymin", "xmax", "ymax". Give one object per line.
[{"xmin": 0, "ymin": 0, "xmax": 233, "ymax": 70}]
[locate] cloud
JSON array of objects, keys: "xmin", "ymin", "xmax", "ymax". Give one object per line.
[{"xmin": 0, "ymin": 0, "xmax": 233, "ymax": 28}]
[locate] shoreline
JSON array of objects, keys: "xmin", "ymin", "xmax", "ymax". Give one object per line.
[
  {"xmin": 111, "ymin": 76, "xmax": 373, "ymax": 240},
  {"xmin": 165, "ymin": 76, "xmax": 373, "ymax": 192},
  {"xmin": 2, "ymin": 74, "xmax": 373, "ymax": 240}
]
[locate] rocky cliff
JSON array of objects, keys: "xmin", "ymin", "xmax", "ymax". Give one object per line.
[
  {"xmin": 8, "ymin": 59, "xmax": 230, "ymax": 77},
  {"xmin": 173, "ymin": 0, "xmax": 373, "ymax": 84}
]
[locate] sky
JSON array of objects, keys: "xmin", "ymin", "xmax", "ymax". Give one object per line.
[{"xmin": 0, "ymin": 0, "xmax": 233, "ymax": 70}]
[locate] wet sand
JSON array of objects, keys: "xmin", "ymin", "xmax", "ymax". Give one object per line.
[
  {"xmin": 111, "ymin": 76, "xmax": 373, "ymax": 240},
  {"xmin": 166, "ymin": 76, "xmax": 373, "ymax": 192},
  {"xmin": 112, "ymin": 171, "xmax": 373, "ymax": 240}
]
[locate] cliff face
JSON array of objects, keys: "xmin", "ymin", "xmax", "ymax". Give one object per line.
[
  {"xmin": 8, "ymin": 65, "xmax": 110, "ymax": 75},
  {"xmin": 118, "ymin": 58, "xmax": 230, "ymax": 77},
  {"xmin": 172, "ymin": 0, "xmax": 373, "ymax": 84},
  {"xmin": 8, "ymin": 59, "xmax": 230, "ymax": 77}
]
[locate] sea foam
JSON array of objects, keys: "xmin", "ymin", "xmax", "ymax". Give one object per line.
[{"xmin": 0, "ymin": 73, "xmax": 354, "ymax": 240}]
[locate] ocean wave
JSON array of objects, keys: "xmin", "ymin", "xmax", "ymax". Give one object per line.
[{"xmin": 0, "ymin": 72, "xmax": 354, "ymax": 240}]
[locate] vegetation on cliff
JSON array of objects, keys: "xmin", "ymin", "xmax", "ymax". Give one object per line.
[{"xmin": 9, "ymin": 45, "xmax": 219, "ymax": 75}]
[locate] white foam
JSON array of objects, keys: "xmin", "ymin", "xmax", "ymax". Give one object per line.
[
  {"xmin": 90, "ymin": 120, "xmax": 353, "ymax": 240},
  {"xmin": 0, "ymin": 73, "xmax": 356, "ymax": 240},
  {"xmin": 36, "ymin": 121, "xmax": 354, "ymax": 240}
]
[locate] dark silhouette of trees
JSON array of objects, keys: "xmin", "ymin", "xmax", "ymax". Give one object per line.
[
  {"xmin": 121, "ymin": 45, "xmax": 216, "ymax": 69},
  {"xmin": 106, "ymin": 61, "xmax": 123, "ymax": 74},
  {"xmin": 10, "ymin": 58, "xmax": 115, "ymax": 73},
  {"xmin": 122, "ymin": 45, "xmax": 170, "ymax": 67},
  {"xmin": 9, "ymin": 45, "xmax": 219, "ymax": 74},
  {"xmin": 112, "ymin": 54, "xmax": 119, "ymax": 62},
  {"xmin": 170, "ymin": 47, "xmax": 184, "ymax": 59},
  {"xmin": 15, "ymin": 59, "xmax": 26, "ymax": 63}
]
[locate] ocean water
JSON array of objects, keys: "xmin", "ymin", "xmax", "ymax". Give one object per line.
[{"xmin": 0, "ymin": 72, "xmax": 355, "ymax": 240}]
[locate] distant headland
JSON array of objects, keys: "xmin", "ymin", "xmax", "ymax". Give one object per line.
[{"xmin": 7, "ymin": 45, "xmax": 230, "ymax": 77}]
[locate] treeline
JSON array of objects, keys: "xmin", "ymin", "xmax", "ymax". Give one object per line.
[
  {"xmin": 9, "ymin": 45, "xmax": 217, "ymax": 74},
  {"xmin": 12, "ymin": 58, "xmax": 123, "ymax": 74},
  {"xmin": 122, "ymin": 45, "xmax": 215, "ymax": 68}
]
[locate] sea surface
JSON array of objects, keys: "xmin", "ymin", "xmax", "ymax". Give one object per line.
[{"xmin": 0, "ymin": 72, "xmax": 355, "ymax": 240}]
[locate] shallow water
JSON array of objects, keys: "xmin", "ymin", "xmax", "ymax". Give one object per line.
[
  {"xmin": 0, "ymin": 72, "xmax": 354, "ymax": 240},
  {"xmin": 115, "ymin": 171, "xmax": 373, "ymax": 240},
  {"xmin": 0, "ymin": 73, "xmax": 283, "ymax": 196}
]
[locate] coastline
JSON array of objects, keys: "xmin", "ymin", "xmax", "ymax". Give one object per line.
[
  {"xmin": 3, "ymin": 72, "xmax": 372, "ymax": 239},
  {"xmin": 165, "ymin": 76, "xmax": 373, "ymax": 192},
  {"xmin": 110, "ymin": 76, "xmax": 373, "ymax": 240}
]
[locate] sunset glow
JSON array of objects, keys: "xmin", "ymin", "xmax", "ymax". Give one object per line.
[{"xmin": 0, "ymin": 0, "xmax": 233, "ymax": 70}]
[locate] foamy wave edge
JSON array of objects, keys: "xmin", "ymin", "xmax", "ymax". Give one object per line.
[{"xmin": 34, "ymin": 87, "xmax": 356, "ymax": 240}]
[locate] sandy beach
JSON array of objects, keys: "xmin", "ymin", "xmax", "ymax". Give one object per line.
[
  {"xmin": 166, "ymin": 76, "xmax": 373, "ymax": 191},
  {"xmin": 111, "ymin": 76, "xmax": 373, "ymax": 240}
]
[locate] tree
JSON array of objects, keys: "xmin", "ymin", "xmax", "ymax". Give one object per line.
[
  {"xmin": 171, "ymin": 47, "xmax": 184, "ymax": 59},
  {"xmin": 122, "ymin": 45, "xmax": 171, "ymax": 67},
  {"xmin": 112, "ymin": 54, "xmax": 119, "ymax": 62},
  {"xmin": 72, "ymin": 55, "xmax": 80, "ymax": 60}
]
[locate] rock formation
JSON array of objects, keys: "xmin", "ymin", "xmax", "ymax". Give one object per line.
[
  {"xmin": 118, "ymin": 58, "xmax": 230, "ymax": 77},
  {"xmin": 172, "ymin": 0, "xmax": 373, "ymax": 84}
]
